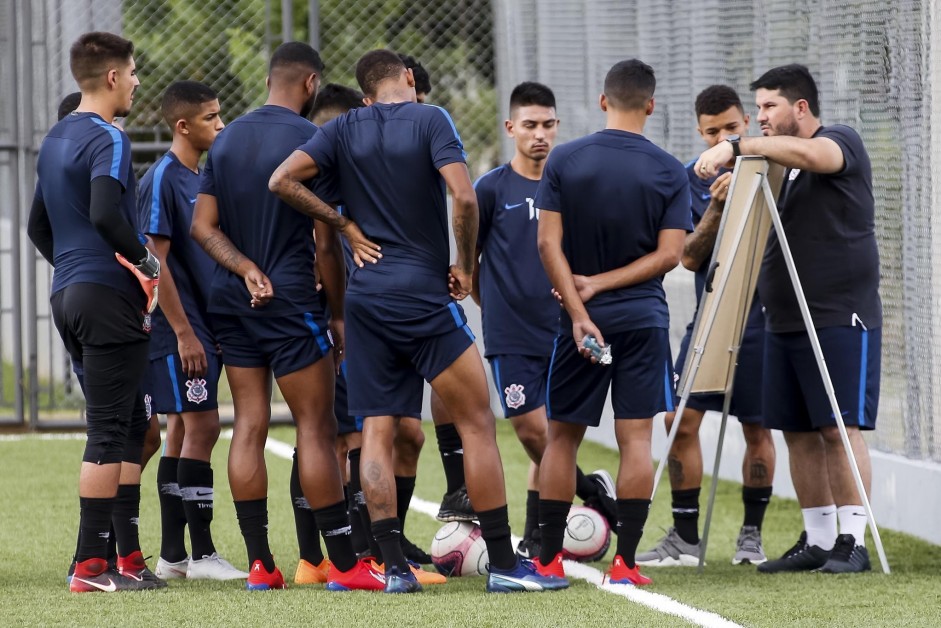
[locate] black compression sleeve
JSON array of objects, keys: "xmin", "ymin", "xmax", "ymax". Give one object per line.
[
  {"xmin": 89, "ymin": 176, "xmax": 147, "ymax": 262},
  {"xmin": 27, "ymin": 188, "xmax": 55, "ymax": 265}
]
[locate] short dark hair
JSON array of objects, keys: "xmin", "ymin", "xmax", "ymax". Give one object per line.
[
  {"xmin": 355, "ymin": 49, "xmax": 406, "ymax": 98},
  {"xmin": 161, "ymin": 80, "xmax": 218, "ymax": 129},
  {"xmin": 311, "ymin": 83, "xmax": 365, "ymax": 124},
  {"xmin": 749, "ymin": 64, "xmax": 820, "ymax": 117},
  {"xmin": 509, "ymin": 82, "xmax": 556, "ymax": 115},
  {"xmin": 695, "ymin": 85, "xmax": 744, "ymax": 118},
  {"xmin": 269, "ymin": 41, "xmax": 325, "ymax": 86},
  {"xmin": 69, "ymin": 32, "xmax": 134, "ymax": 88},
  {"xmin": 57, "ymin": 92, "xmax": 82, "ymax": 121},
  {"xmin": 603, "ymin": 59, "xmax": 656, "ymax": 111},
  {"xmin": 399, "ymin": 54, "xmax": 432, "ymax": 96}
]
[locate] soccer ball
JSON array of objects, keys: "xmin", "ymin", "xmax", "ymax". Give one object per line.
[
  {"xmin": 562, "ymin": 505, "xmax": 611, "ymax": 562},
  {"xmin": 430, "ymin": 521, "xmax": 489, "ymax": 577}
]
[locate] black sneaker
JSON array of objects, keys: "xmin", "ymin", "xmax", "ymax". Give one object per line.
[
  {"xmin": 815, "ymin": 534, "xmax": 871, "ymax": 574},
  {"xmin": 515, "ymin": 533, "xmax": 542, "ymax": 560},
  {"xmin": 757, "ymin": 531, "xmax": 830, "ymax": 573},
  {"xmin": 583, "ymin": 469, "xmax": 617, "ymax": 532},
  {"xmin": 436, "ymin": 485, "xmax": 475, "ymax": 522},
  {"xmin": 401, "ymin": 535, "xmax": 433, "ymax": 565}
]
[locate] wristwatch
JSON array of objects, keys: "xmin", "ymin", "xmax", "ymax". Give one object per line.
[{"xmin": 726, "ymin": 134, "xmax": 741, "ymax": 158}]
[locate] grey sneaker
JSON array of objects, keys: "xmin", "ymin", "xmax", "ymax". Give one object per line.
[
  {"xmin": 636, "ymin": 527, "xmax": 702, "ymax": 567},
  {"xmin": 733, "ymin": 525, "xmax": 767, "ymax": 565}
]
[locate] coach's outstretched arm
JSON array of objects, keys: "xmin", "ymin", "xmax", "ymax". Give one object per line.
[
  {"xmin": 191, "ymin": 192, "xmax": 272, "ymax": 308},
  {"xmin": 439, "ymin": 162, "xmax": 478, "ymax": 301},
  {"xmin": 537, "ymin": 210, "xmax": 605, "ymax": 359},
  {"xmin": 269, "ymin": 150, "xmax": 381, "ymax": 267},
  {"xmin": 695, "ymin": 134, "xmax": 844, "ymax": 179}
]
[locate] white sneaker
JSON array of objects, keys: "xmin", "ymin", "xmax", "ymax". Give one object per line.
[
  {"xmin": 187, "ymin": 553, "xmax": 249, "ymax": 580},
  {"xmin": 155, "ymin": 556, "xmax": 189, "ymax": 580}
]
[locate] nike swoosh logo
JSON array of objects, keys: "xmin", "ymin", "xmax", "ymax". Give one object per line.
[
  {"xmin": 123, "ymin": 572, "xmax": 144, "ymax": 581},
  {"xmin": 701, "ymin": 193, "xmax": 711, "ymax": 200},
  {"xmin": 74, "ymin": 577, "xmax": 117, "ymax": 592},
  {"xmin": 821, "ymin": 512, "xmax": 835, "ymax": 516},
  {"xmin": 196, "ymin": 490, "xmax": 213, "ymax": 497},
  {"xmin": 189, "ymin": 198, "xmax": 197, "ymax": 204},
  {"xmin": 504, "ymin": 202, "xmax": 525, "ymax": 210},
  {"xmin": 369, "ymin": 570, "xmax": 385, "ymax": 583}
]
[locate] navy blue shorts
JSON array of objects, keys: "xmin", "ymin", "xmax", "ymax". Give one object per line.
[
  {"xmin": 213, "ymin": 311, "xmax": 332, "ymax": 378},
  {"xmin": 143, "ymin": 350, "xmax": 222, "ymax": 414},
  {"xmin": 334, "ymin": 363, "xmax": 359, "ymax": 435},
  {"xmin": 674, "ymin": 322, "xmax": 764, "ymax": 423},
  {"xmin": 345, "ymin": 292, "xmax": 475, "ymax": 417},
  {"xmin": 489, "ymin": 354, "xmax": 550, "ymax": 418},
  {"xmin": 547, "ymin": 328, "xmax": 675, "ymax": 426},
  {"xmin": 762, "ymin": 325, "xmax": 880, "ymax": 432}
]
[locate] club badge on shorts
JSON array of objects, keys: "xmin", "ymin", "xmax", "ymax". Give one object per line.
[
  {"xmin": 505, "ymin": 383, "xmax": 526, "ymax": 410},
  {"xmin": 186, "ymin": 378, "xmax": 208, "ymax": 404},
  {"xmin": 142, "ymin": 313, "xmax": 152, "ymax": 333},
  {"xmin": 144, "ymin": 393, "xmax": 152, "ymax": 418}
]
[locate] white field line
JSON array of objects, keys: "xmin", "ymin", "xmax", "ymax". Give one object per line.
[
  {"xmin": 251, "ymin": 433, "xmax": 743, "ymax": 628},
  {"xmin": 0, "ymin": 432, "xmax": 87, "ymax": 442}
]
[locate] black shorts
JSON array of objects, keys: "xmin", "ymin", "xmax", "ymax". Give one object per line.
[{"xmin": 51, "ymin": 282, "xmax": 149, "ymax": 360}]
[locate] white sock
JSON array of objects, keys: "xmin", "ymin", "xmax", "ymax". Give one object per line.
[
  {"xmin": 837, "ymin": 505, "xmax": 867, "ymax": 547},
  {"xmin": 802, "ymin": 505, "xmax": 838, "ymax": 550}
]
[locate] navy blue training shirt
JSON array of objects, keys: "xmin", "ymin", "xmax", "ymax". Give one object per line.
[
  {"xmin": 476, "ymin": 164, "xmax": 558, "ymax": 358},
  {"xmin": 535, "ymin": 129, "xmax": 693, "ymax": 335},
  {"xmin": 299, "ymin": 101, "xmax": 466, "ymax": 294},
  {"xmin": 36, "ymin": 112, "xmax": 139, "ymax": 296},
  {"xmin": 139, "ymin": 151, "xmax": 216, "ymax": 358},
  {"xmin": 759, "ymin": 124, "xmax": 881, "ymax": 332},
  {"xmin": 199, "ymin": 105, "xmax": 320, "ymax": 317}
]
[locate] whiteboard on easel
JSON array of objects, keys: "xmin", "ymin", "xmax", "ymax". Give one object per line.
[{"xmin": 685, "ymin": 156, "xmax": 785, "ymax": 394}]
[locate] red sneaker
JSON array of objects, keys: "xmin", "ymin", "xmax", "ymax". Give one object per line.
[
  {"xmin": 246, "ymin": 559, "xmax": 287, "ymax": 591},
  {"xmin": 533, "ymin": 552, "xmax": 566, "ymax": 578},
  {"xmin": 326, "ymin": 559, "xmax": 386, "ymax": 591},
  {"xmin": 117, "ymin": 551, "xmax": 167, "ymax": 588},
  {"xmin": 605, "ymin": 555, "xmax": 653, "ymax": 586}
]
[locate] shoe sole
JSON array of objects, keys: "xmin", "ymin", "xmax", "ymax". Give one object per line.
[
  {"xmin": 487, "ymin": 579, "xmax": 569, "ymax": 593},
  {"xmin": 732, "ymin": 556, "xmax": 767, "ymax": 566},
  {"xmin": 435, "ymin": 512, "xmax": 477, "ymax": 522},
  {"xmin": 590, "ymin": 469, "xmax": 617, "ymax": 497},
  {"xmin": 189, "ymin": 571, "xmax": 250, "ymax": 580},
  {"xmin": 636, "ymin": 554, "xmax": 700, "ymax": 567}
]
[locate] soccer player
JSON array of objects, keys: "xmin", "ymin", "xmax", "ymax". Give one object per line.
[
  {"xmin": 696, "ymin": 64, "xmax": 882, "ymax": 574},
  {"xmin": 190, "ymin": 42, "xmax": 384, "ymax": 592},
  {"xmin": 637, "ymin": 85, "xmax": 776, "ymax": 568},
  {"xmin": 28, "ymin": 32, "xmax": 164, "ymax": 592},
  {"xmin": 137, "ymin": 80, "xmax": 246, "ymax": 581},
  {"xmin": 534, "ymin": 59, "xmax": 691, "ymax": 587},
  {"xmin": 398, "ymin": 54, "xmax": 432, "ymax": 103},
  {"xmin": 269, "ymin": 49, "xmax": 565, "ymax": 594}
]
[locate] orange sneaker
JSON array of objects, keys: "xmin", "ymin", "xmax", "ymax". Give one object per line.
[
  {"xmin": 533, "ymin": 552, "xmax": 565, "ymax": 578},
  {"xmin": 294, "ymin": 558, "xmax": 330, "ymax": 584},
  {"xmin": 605, "ymin": 555, "xmax": 652, "ymax": 586},
  {"xmin": 246, "ymin": 559, "xmax": 287, "ymax": 590},
  {"xmin": 326, "ymin": 559, "xmax": 385, "ymax": 591}
]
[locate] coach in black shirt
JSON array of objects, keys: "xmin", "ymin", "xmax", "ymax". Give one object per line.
[{"xmin": 696, "ymin": 64, "xmax": 880, "ymax": 575}]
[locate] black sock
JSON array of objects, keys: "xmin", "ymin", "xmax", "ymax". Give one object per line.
[
  {"xmin": 314, "ymin": 500, "xmax": 357, "ymax": 572},
  {"xmin": 112, "ymin": 484, "xmax": 141, "ymax": 556},
  {"xmin": 537, "ymin": 499, "xmax": 570, "ymax": 565},
  {"xmin": 574, "ymin": 467, "xmax": 597, "ymax": 501},
  {"xmin": 157, "ymin": 456, "xmax": 188, "ymax": 562},
  {"xmin": 77, "ymin": 497, "xmax": 114, "ymax": 562},
  {"xmin": 524, "ymin": 490, "xmax": 539, "ymax": 540},
  {"xmin": 672, "ymin": 488, "xmax": 701, "ymax": 544},
  {"xmin": 290, "ymin": 448, "xmax": 324, "ymax": 564},
  {"xmin": 616, "ymin": 499, "xmax": 651, "ymax": 568},
  {"xmin": 178, "ymin": 457, "xmax": 217, "ymax": 559},
  {"xmin": 347, "ymin": 484, "xmax": 369, "ymax": 555},
  {"xmin": 372, "ymin": 517, "xmax": 408, "ymax": 572},
  {"xmin": 349, "ymin": 447, "xmax": 382, "ymax": 561},
  {"xmin": 234, "ymin": 498, "xmax": 274, "ymax": 571},
  {"xmin": 742, "ymin": 486, "xmax": 773, "ymax": 530},
  {"xmin": 395, "ymin": 475, "xmax": 416, "ymax": 529},
  {"xmin": 106, "ymin": 522, "xmax": 117, "ymax": 563},
  {"xmin": 476, "ymin": 505, "xmax": 516, "ymax": 570},
  {"xmin": 435, "ymin": 423, "xmax": 465, "ymax": 494}
]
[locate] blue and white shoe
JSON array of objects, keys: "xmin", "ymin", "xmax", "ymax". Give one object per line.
[
  {"xmin": 486, "ymin": 558, "xmax": 569, "ymax": 593},
  {"xmin": 384, "ymin": 565, "xmax": 422, "ymax": 594}
]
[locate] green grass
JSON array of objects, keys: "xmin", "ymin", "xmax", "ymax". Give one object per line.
[{"xmin": 0, "ymin": 422, "xmax": 938, "ymax": 627}]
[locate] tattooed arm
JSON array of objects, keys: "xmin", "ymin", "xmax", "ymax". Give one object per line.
[
  {"xmin": 269, "ymin": 150, "xmax": 381, "ymax": 267},
  {"xmin": 682, "ymin": 172, "xmax": 732, "ymax": 271},
  {"xmin": 438, "ymin": 162, "xmax": 478, "ymax": 300},
  {"xmin": 191, "ymin": 192, "xmax": 272, "ymax": 308}
]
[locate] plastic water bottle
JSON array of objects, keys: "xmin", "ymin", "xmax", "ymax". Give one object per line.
[{"xmin": 582, "ymin": 335, "xmax": 612, "ymax": 365}]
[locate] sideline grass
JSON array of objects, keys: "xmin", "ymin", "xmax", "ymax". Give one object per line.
[{"xmin": 0, "ymin": 422, "xmax": 938, "ymax": 627}]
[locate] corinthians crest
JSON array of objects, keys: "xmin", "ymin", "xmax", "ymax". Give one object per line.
[
  {"xmin": 504, "ymin": 383, "xmax": 526, "ymax": 410},
  {"xmin": 186, "ymin": 378, "xmax": 208, "ymax": 404}
]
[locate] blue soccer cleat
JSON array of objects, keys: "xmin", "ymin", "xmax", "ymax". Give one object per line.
[
  {"xmin": 383, "ymin": 565, "xmax": 423, "ymax": 594},
  {"xmin": 486, "ymin": 558, "xmax": 569, "ymax": 593}
]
